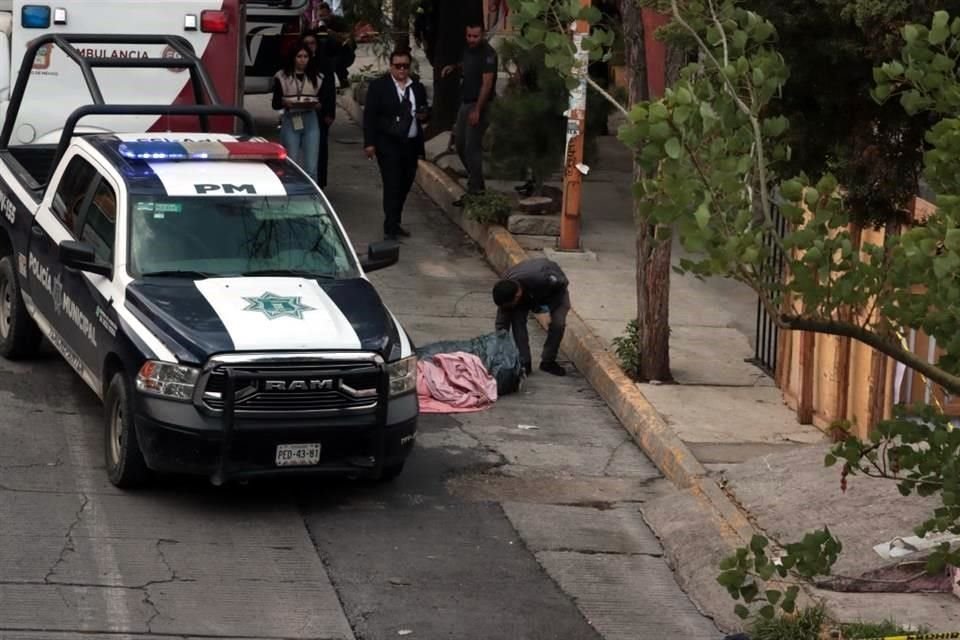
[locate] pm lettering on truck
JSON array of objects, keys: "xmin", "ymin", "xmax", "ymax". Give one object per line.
[{"xmin": 195, "ymin": 184, "xmax": 257, "ymax": 195}]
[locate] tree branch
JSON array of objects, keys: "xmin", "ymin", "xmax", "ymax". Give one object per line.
[
  {"xmin": 746, "ymin": 82, "xmax": 774, "ymax": 233},
  {"xmin": 780, "ymin": 314, "xmax": 960, "ymax": 396},
  {"xmin": 546, "ymin": 4, "xmax": 630, "ymax": 119},
  {"xmin": 669, "ymin": 0, "xmax": 774, "ymax": 230},
  {"xmin": 705, "ymin": 0, "xmax": 729, "ymax": 67},
  {"xmin": 669, "ymin": 0, "xmax": 752, "ymax": 119},
  {"xmin": 586, "ymin": 75, "xmax": 630, "ymax": 117}
]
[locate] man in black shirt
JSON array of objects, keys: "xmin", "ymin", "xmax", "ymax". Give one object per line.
[
  {"xmin": 442, "ymin": 22, "xmax": 497, "ymax": 202},
  {"xmin": 316, "ymin": 1, "xmax": 355, "ymax": 89}
]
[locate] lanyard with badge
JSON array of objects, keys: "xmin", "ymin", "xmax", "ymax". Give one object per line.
[{"xmin": 291, "ymin": 75, "xmax": 306, "ymax": 131}]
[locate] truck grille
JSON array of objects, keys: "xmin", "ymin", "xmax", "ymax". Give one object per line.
[{"xmin": 199, "ymin": 359, "xmax": 381, "ymax": 416}]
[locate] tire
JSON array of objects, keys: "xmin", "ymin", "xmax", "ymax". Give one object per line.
[
  {"xmin": 377, "ymin": 460, "xmax": 406, "ymax": 482},
  {"xmin": 0, "ymin": 255, "xmax": 41, "ymax": 360},
  {"xmin": 104, "ymin": 372, "xmax": 150, "ymax": 489}
]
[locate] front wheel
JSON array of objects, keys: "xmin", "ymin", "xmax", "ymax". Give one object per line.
[
  {"xmin": 104, "ymin": 372, "xmax": 150, "ymax": 489},
  {"xmin": 0, "ymin": 255, "xmax": 41, "ymax": 360}
]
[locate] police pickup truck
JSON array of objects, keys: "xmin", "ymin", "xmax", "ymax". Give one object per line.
[{"xmin": 0, "ymin": 35, "xmax": 417, "ymax": 487}]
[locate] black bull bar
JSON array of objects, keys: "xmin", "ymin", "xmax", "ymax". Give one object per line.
[{"xmin": 209, "ymin": 361, "xmax": 390, "ymax": 486}]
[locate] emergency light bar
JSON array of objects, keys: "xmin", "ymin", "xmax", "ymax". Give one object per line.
[
  {"xmin": 21, "ymin": 5, "xmax": 51, "ymax": 28},
  {"xmin": 118, "ymin": 140, "xmax": 287, "ymax": 162}
]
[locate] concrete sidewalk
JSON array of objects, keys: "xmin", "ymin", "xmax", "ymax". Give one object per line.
[{"xmin": 342, "ymin": 93, "xmax": 960, "ymax": 632}]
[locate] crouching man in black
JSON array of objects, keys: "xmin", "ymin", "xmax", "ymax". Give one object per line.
[{"xmin": 493, "ymin": 258, "xmax": 570, "ymax": 376}]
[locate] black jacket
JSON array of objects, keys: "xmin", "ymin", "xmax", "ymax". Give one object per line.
[
  {"xmin": 495, "ymin": 258, "xmax": 569, "ymax": 329},
  {"xmin": 362, "ymin": 73, "xmax": 429, "ymax": 155}
]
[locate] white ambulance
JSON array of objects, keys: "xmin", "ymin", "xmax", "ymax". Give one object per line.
[
  {"xmin": 244, "ymin": 0, "xmax": 307, "ymax": 94},
  {"xmin": 0, "ymin": 0, "xmax": 245, "ymax": 142}
]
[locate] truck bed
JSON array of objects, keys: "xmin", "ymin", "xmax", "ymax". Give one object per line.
[{"xmin": 0, "ymin": 145, "xmax": 57, "ymax": 200}]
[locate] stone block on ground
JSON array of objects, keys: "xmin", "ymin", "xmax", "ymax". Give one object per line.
[
  {"xmin": 508, "ymin": 213, "xmax": 560, "ymax": 236},
  {"xmin": 518, "ymin": 196, "xmax": 557, "ymax": 215}
]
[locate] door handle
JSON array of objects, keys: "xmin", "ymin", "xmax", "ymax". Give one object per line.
[{"xmin": 30, "ymin": 225, "xmax": 43, "ymax": 239}]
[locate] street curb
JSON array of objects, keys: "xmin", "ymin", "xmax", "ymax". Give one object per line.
[{"xmin": 415, "ymin": 158, "xmax": 710, "ymax": 491}]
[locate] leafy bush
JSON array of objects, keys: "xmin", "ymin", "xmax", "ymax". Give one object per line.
[
  {"xmin": 463, "ymin": 191, "xmax": 513, "ymax": 225},
  {"xmin": 748, "ymin": 606, "xmax": 922, "ymax": 640},
  {"xmin": 488, "ymin": 38, "xmax": 606, "ymax": 194},
  {"xmin": 612, "ymin": 320, "xmax": 642, "ymax": 380},
  {"xmin": 487, "ymin": 40, "xmax": 567, "ymax": 192},
  {"xmin": 748, "ymin": 606, "xmax": 826, "ymax": 640}
]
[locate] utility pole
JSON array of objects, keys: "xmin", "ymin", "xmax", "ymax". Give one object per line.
[{"xmin": 558, "ymin": 0, "xmax": 590, "ymax": 251}]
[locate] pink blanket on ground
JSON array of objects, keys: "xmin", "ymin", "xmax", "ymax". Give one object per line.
[{"xmin": 416, "ymin": 352, "xmax": 498, "ymax": 414}]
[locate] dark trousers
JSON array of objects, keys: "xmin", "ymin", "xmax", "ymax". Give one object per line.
[
  {"xmin": 504, "ymin": 290, "xmax": 570, "ymax": 366},
  {"xmin": 375, "ymin": 138, "xmax": 420, "ymax": 236},
  {"xmin": 454, "ymin": 102, "xmax": 489, "ymax": 194},
  {"xmin": 317, "ymin": 121, "xmax": 330, "ymax": 189}
]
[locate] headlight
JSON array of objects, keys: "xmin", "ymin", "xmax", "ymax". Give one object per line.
[
  {"xmin": 387, "ymin": 356, "xmax": 417, "ymax": 397},
  {"xmin": 136, "ymin": 361, "xmax": 200, "ymax": 401}
]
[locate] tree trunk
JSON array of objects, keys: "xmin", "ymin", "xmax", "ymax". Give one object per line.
[{"xmin": 624, "ymin": 2, "xmax": 676, "ymax": 382}]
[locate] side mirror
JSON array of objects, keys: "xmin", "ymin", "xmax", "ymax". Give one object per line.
[
  {"xmin": 59, "ymin": 240, "xmax": 112, "ymax": 278},
  {"xmin": 359, "ymin": 240, "xmax": 400, "ymax": 273}
]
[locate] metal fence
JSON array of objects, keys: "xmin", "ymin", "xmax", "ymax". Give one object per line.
[{"xmin": 751, "ymin": 202, "xmax": 788, "ymax": 376}]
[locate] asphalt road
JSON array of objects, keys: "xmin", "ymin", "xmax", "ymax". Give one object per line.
[{"xmin": 0, "ymin": 101, "xmax": 719, "ymax": 640}]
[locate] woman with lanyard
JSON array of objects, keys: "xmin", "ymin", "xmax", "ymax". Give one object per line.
[{"xmin": 272, "ymin": 44, "xmax": 323, "ymax": 182}]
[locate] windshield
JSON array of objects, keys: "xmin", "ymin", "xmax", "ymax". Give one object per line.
[{"xmin": 128, "ymin": 195, "xmax": 359, "ymax": 279}]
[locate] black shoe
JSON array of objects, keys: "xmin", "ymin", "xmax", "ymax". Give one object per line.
[
  {"xmin": 539, "ymin": 361, "xmax": 566, "ymax": 376},
  {"xmin": 396, "ymin": 226, "xmax": 411, "ymax": 238}
]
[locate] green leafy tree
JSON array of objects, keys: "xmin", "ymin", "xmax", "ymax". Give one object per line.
[
  {"xmin": 488, "ymin": 39, "xmax": 607, "ymax": 193},
  {"xmin": 509, "ymin": 0, "xmax": 960, "ymax": 625},
  {"xmin": 739, "ymin": 0, "xmax": 960, "ymax": 226}
]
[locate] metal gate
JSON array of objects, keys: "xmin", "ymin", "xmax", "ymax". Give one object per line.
[{"xmin": 751, "ymin": 203, "xmax": 787, "ymax": 376}]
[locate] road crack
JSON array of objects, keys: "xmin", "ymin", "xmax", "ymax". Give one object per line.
[
  {"xmin": 454, "ymin": 424, "xmax": 510, "ymax": 470},
  {"xmin": 601, "ymin": 438, "xmax": 634, "ymax": 476},
  {"xmin": 0, "ymin": 453, "xmax": 65, "ymax": 471},
  {"xmin": 154, "ymin": 539, "xmax": 180, "ymax": 582},
  {"xmin": 43, "ymin": 492, "xmax": 89, "ymax": 583}
]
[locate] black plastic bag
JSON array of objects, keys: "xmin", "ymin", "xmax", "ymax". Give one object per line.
[{"xmin": 416, "ymin": 330, "xmax": 524, "ymax": 396}]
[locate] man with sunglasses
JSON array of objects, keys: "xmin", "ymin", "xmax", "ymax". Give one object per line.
[{"xmin": 363, "ymin": 50, "xmax": 430, "ymax": 241}]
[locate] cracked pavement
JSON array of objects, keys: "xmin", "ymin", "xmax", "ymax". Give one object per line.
[{"xmin": 0, "ymin": 101, "xmax": 718, "ymax": 639}]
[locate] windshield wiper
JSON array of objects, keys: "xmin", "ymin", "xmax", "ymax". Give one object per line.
[
  {"xmin": 242, "ymin": 269, "xmax": 335, "ymax": 279},
  {"xmin": 140, "ymin": 270, "xmax": 214, "ymax": 280}
]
